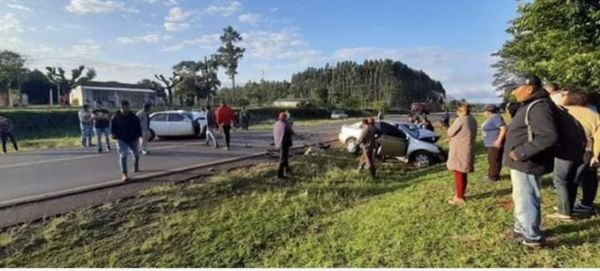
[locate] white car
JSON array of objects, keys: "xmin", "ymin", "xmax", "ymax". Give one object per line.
[
  {"xmin": 338, "ymin": 120, "xmax": 445, "ymax": 167},
  {"xmin": 149, "ymin": 110, "xmax": 207, "ymax": 140},
  {"xmin": 331, "ymin": 110, "xmax": 348, "ymax": 119}
]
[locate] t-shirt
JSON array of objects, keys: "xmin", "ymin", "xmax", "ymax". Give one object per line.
[
  {"xmin": 92, "ymin": 109, "xmax": 110, "ymax": 128},
  {"xmin": 481, "ymin": 114, "xmax": 505, "ymax": 147},
  {"xmin": 78, "ymin": 110, "xmax": 92, "ymax": 124}
]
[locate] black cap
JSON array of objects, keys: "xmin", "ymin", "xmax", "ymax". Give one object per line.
[
  {"xmin": 482, "ymin": 104, "xmax": 499, "ymax": 113},
  {"xmin": 121, "ymin": 100, "xmax": 130, "ymax": 107},
  {"xmin": 516, "ymin": 74, "xmax": 542, "ymax": 88}
]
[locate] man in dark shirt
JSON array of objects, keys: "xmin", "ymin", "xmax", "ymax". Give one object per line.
[
  {"xmin": 92, "ymin": 101, "xmax": 111, "ymax": 153},
  {"xmin": 111, "ymin": 100, "xmax": 142, "ymax": 181},
  {"xmin": 357, "ymin": 117, "xmax": 377, "ymax": 178}
]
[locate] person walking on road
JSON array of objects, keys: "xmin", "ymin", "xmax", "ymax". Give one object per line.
[
  {"xmin": 111, "ymin": 100, "xmax": 142, "ymax": 182},
  {"xmin": 357, "ymin": 117, "xmax": 378, "ymax": 178},
  {"xmin": 216, "ymin": 101, "xmax": 235, "ymax": 150},
  {"xmin": 204, "ymin": 105, "xmax": 219, "ymax": 148},
  {"xmin": 240, "ymin": 106, "xmax": 250, "ymax": 130},
  {"xmin": 136, "ymin": 103, "xmax": 152, "ymax": 155},
  {"xmin": 273, "ymin": 112, "xmax": 294, "ymax": 179},
  {"xmin": 504, "ymin": 75, "xmax": 559, "ymax": 247},
  {"xmin": 0, "ymin": 115, "xmax": 18, "ymax": 154},
  {"xmin": 446, "ymin": 102, "xmax": 477, "ymax": 205},
  {"xmin": 78, "ymin": 104, "xmax": 94, "ymax": 148},
  {"xmin": 92, "ymin": 102, "xmax": 111, "ymax": 153},
  {"xmin": 481, "ymin": 104, "xmax": 507, "ymax": 183}
]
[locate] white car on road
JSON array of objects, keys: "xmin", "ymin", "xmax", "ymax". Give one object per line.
[
  {"xmin": 149, "ymin": 110, "xmax": 207, "ymax": 140},
  {"xmin": 338, "ymin": 120, "xmax": 445, "ymax": 167},
  {"xmin": 331, "ymin": 110, "xmax": 348, "ymax": 119}
]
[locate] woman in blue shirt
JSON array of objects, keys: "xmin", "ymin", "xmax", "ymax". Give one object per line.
[{"xmin": 481, "ymin": 104, "xmax": 507, "ymax": 182}]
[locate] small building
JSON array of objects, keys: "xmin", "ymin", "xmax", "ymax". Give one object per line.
[
  {"xmin": 273, "ymin": 98, "xmax": 311, "ymax": 108},
  {"xmin": 70, "ymin": 81, "xmax": 156, "ymax": 108}
]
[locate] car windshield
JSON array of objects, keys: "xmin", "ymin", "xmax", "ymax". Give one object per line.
[
  {"xmin": 182, "ymin": 113, "xmax": 194, "ymax": 120},
  {"xmin": 398, "ymin": 124, "xmax": 419, "ymax": 138}
]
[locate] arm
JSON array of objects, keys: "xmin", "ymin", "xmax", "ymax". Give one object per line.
[
  {"xmin": 512, "ymin": 104, "xmax": 558, "ymax": 161},
  {"xmin": 356, "ymin": 126, "xmax": 368, "ymax": 145},
  {"xmin": 447, "ymin": 117, "xmax": 463, "ymax": 138},
  {"xmin": 110, "ymin": 116, "xmax": 117, "ymax": 139}
]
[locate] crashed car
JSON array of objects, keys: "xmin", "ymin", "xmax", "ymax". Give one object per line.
[{"xmin": 338, "ymin": 120, "xmax": 445, "ymax": 167}]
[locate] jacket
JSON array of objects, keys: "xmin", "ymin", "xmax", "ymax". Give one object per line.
[
  {"xmin": 446, "ymin": 115, "xmax": 477, "ymax": 173},
  {"xmin": 503, "ymin": 91, "xmax": 558, "ymax": 175},
  {"xmin": 111, "ymin": 111, "xmax": 142, "ymax": 142},
  {"xmin": 0, "ymin": 116, "xmax": 14, "ymax": 133},
  {"xmin": 216, "ymin": 105, "xmax": 235, "ymax": 126},
  {"xmin": 273, "ymin": 120, "xmax": 294, "ymax": 149},
  {"xmin": 357, "ymin": 124, "xmax": 377, "ymax": 149}
]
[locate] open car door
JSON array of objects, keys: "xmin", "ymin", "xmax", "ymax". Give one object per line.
[{"xmin": 375, "ymin": 122, "xmax": 409, "ymax": 158}]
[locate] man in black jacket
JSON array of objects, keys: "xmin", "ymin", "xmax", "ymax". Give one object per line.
[
  {"xmin": 111, "ymin": 100, "xmax": 142, "ymax": 181},
  {"xmin": 504, "ymin": 75, "xmax": 559, "ymax": 248}
]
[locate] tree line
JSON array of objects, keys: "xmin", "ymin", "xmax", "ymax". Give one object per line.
[{"xmin": 218, "ymin": 59, "xmax": 446, "ymax": 110}]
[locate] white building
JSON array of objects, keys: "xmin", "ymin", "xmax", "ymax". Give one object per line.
[{"xmin": 70, "ymin": 81, "xmax": 157, "ymax": 108}]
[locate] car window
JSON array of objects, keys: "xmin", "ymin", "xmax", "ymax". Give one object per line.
[
  {"xmin": 399, "ymin": 124, "xmax": 419, "ymax": 138},
  {"xmin": 376, "ymin": 122, "xmax": 406, "ymax": 139},
  {"xmin": 151, "ymin": 113, "xmax": 167, "ymax": 122},
  {"xmin": 168, "ymin": 113, "xmax": 185, "ymax": 122}
]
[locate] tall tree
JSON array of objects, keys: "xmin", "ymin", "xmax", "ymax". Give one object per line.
[
  {"xmin": 494, "ymin": 0, "xmax": 600, "ymax": 97},
  {"xmin": 45, "ymin": 65, "xmax": 96, "ymax": 103},
  {"xmin": 154, "ymin": 72, "xmax": 182, "ymax": 106},
  {"xmin": 217, "ymin": 26, "xmax": 245, "ymax": 91},
  {"xmin": 138, "ymin": 79, "xmax": 166, "ymax": 99},
  {"xmin": 0, "ymin": 50, "xmax": 27, "ymax": 107},
  {"xmin": 22, "ymin": 69, "xmax": 53, "ymax": 104}
]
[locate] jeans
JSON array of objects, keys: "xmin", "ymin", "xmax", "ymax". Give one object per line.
[
  {"xmin": 94, "ymin": 127, "xmax": 111, "ymax": 151},
  {"xmin": 487, "ymin": 147, "xmax": 503, "ymax": 181},
  {"xmin": 0, "ymin": 132, "xmax": 18, "ymax": 153},
  {"xmin": 553, "ymin": 158, "xmax": 580, "ymax": 215},
  {"xmin": 278, "ymin": 146, "xmax": 290, "ymax": 177},
  {"xmin": 139, "ymin": 129, "xmax": 150, "ymax": 152},
  {"xmin": 575, "ymin": 151, "xmax": 598, "ymax": 207},
  {"xmin": 80, "ymin": 122, "xmax": 93, "ymax": 147},
  {"xmin": 117, "ymin": 140, "xmax": 139, "ymax": 175},
  {"xmin": 222, "ymin": 125, "xmax": 231, "ymax": 148},
  {"xmin": 205, "ymin": 126, "xmax": 219, "ymax": 147},
  {"xmin": 511, "ymin": 169, "xmax": 543, "ymax": 241}
]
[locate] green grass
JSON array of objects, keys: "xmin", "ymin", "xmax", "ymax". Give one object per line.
[{"xmin": 1, "ymin": 115, "xmax": 600, "ymax": 267}]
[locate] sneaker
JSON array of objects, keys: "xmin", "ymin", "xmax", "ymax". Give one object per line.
[
  {"xmin": 141, "ymin": 151, "xmax": 149, "ymax": 155},
  {"xmin": 546, "ymin": 212, "xmax": 574, "ymax": 221},
  {"xmin": 522, "ymin": 238, "xmax": 543, "ymax": 248},
  {"xmin": 121, "ymin": 174, "xmax": 129, "ymax": 182},
  {"xmin": 573, "ymin": 203, "xmax": 595, "ymax": 215}
]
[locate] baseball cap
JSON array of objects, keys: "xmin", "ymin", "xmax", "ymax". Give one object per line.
[{"xmin": 515, "ymin": 74, "xmax": 542, "ymax": 88}]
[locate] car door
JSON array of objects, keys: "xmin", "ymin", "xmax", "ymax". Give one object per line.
[
  {"xmin": 376, "ymin": 122, "xmax": 409, "ymax": 157},
  {"xmin": 168, "ymin": 113, "xmax": 193, "ymax": 136},
  {"xmin": 149, "ymin": 113, "xmax": 168, "ymax": 136}
]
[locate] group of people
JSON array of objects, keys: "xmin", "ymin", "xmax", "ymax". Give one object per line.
[
  {"xmin": 408, "ymin": 114, "xmax": 435, "ymax": 131},
  {"xmin": 446, "ymin": 74, "xmax": 599, "ymax": 248}
]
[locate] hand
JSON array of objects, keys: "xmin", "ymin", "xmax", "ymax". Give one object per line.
[
  {"xmin": 591, "ymin": 157, "xmax": 600, "ymax": 167},
  {"xmin": 509, "ymin": 150, "xmax": 519, "ymax": 161}
]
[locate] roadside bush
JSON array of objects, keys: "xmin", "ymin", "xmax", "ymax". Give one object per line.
[{"xmin": 0, "ymin": 110, "xmax": 80, "ymax": 139}]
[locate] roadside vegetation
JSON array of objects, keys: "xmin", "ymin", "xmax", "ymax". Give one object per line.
[{"xmin": 1, "ymin": 118, "xmax": 600, "ymax": 268}]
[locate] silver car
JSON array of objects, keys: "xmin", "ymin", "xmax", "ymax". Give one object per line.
[{"xmin": 338, "ymin": 120, "xmax": 445, "ymax": 167}]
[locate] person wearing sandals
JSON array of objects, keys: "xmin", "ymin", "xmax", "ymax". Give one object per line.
[{"xmin": 446, "ymin": 102, "xmax": 477, "ymax": 204}]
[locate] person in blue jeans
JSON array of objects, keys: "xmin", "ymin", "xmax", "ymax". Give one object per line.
[
  {"xmin": 78, "ymin": 104, "xmax": 93, "ymax": 147},
  {"xmin": 504, "ymin": 75, "xmax": 559, "ymax": 248},
  {"xmin": 110, "ymin": 100, "xmax": 142, "ymax": 181},
  {"xmin": 92, "ymin": 101, "xmax": 111, "ymax": 153}
]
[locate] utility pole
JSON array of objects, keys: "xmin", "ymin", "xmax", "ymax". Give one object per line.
[{"xmin": 49, "ymin": 88, "xmax": 53, "ymax": 106}]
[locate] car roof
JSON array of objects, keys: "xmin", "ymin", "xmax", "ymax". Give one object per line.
[{"xmin": 151, "ymin": 110, "xmax": 190, "ymax": 114}]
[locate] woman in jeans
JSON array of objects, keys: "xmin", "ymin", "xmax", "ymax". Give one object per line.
[
  {"xmin": 555, "ymin": 89, "xmax": 600, "ymax": 217},
  {"xmin": 446, "ymin": 102, "xmax": 477, "ymax": 204},
  {"xmin": 481, "ymin": 104, "xmax": 507, "ymax": 182}
]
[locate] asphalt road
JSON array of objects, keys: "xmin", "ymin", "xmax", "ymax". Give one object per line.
[{"xmin": 0, "ymin": 120, "xmax": 350, "ymax": 206}]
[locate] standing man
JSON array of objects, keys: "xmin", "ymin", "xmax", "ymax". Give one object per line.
[
  {"xmin": 0, "ymin": 115, "xmax": 18, "ymax": 154},
  {"xmin": 377, "ymin": 110, "xmax": 385, "ymax": 120},
  {"xmin": 111, "ymin": 100, "xmax": 142, "ymax": 182},
  {"xmin": 240, "ymin": 106, "xmax": 250, "ymax": 130},
  {"xmin": 137, "ymin": 103, "xmax": 152, "ymax": 155},
  {"xmin": 78, "ymin": 104, "xmax": 93, "ymax": 148},
  {"xmin": 442, "ymin": 110, "xmax": 450, "ymax": 129},
  {"xmin": 92, "ymin": 101, "xmax": 111, "ymax": 153},
  {"xmin": 504, "ymin": 75, "xmax": 559, "ymax": 247},
  {"xmin": 205, "ymin": 105, "xmax": 219, "ymax": 148},
  {"xmin": 216, "ymin": 101, "xmax": 235, "ymax": 151},
  {"xmin": 273, "ymin": 112, "xmax": 294, "ymax": 179},
  {"xmin": 357, "ymin": 117, "xmax": 377, "ymax": 178}
]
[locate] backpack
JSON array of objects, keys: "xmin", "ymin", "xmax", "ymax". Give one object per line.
[{"xmin": 525, "ymin": 99, "xmax": 586, "ymax": 161}]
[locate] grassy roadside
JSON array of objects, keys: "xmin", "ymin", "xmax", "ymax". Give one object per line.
[{"xmin": 1, "ymin": 117, "xmax": 600, "ymax": 267}]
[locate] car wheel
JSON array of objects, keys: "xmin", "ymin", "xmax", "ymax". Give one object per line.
[
  {"xmin": 345, "ymin": 137, "xmax": 358, "ymax": 154},
  {"xmin": 149, "ymin": 129, "xmax": 156, "ymax": 141},
  {"xmin": 411, "ymin": 150, "xmax": 433, "ymax": 168}
]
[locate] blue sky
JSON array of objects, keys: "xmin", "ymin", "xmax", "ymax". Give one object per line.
[{"xmin": 0, "ymin": 0, "xmax": 519, "ymax": 103}]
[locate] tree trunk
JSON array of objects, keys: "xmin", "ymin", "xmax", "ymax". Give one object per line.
[
  {"xmin": 167, "ymin": 87, "xmax": 173, "ymax": 105},
  {"xmin": 231, "ymin": 75, "xmax": 236, "ymax": 105}
]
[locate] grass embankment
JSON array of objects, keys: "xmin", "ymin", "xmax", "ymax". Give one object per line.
[{"xmin": 1, "ymin": 116, "xmax": 600, "ymax": 267}]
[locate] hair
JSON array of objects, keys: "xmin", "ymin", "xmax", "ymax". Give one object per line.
[
  {"xmin": 362, "ymin": 119, "xmax": 368, "ymax": 125},
  {"xmin": 562, "ymin": 88, "xmax": 588, "ymax": 107},
  {"xmin": 121, "ymin": 100, "xmax": 130, "ymax": 107},
  {"xmin": 83, "ymin": 104, "xmax": 89, "ymax": 108},
  {"xmin": 206, "ymin": 105, "xmax": 211, "ymax": 110},
  {"xmin": 545, "ymin": 82, "xmax": 559, "ymax": 93},
  {"xmin": 456, "ymin": 102, "xmax": 471, "ymax": 115},
  {"xmin": 485, "ymin": 105, "xmax": 499, "ymax": 114},
  {"xmin": 144, "ymin": 103, "xmax": 152, "ymax": 110}
]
